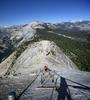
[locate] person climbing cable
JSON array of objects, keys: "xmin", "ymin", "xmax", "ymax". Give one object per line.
[{"xmin": 44, "ymin": 65, "xmax": 48, "ymax": 72}]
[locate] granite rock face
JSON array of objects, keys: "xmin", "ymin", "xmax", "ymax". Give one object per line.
[
  {"xmin": 0, "ymin": 21, "xmax": 90, "ymax": 100},
  {"xmin": 10, "ymin": 40, "xmax": 78, "ymax": 75}
]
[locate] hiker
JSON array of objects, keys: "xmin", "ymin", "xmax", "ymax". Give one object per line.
[{"xmin": 44, "ymin": 65, "xmax": 48, "ymax": 72}]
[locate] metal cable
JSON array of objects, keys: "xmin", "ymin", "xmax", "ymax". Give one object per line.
[
  {"xmin": 17, "ymin": 71, "xmax": 41, "ymax": 100},
  {"xmin": 16, "ymin": 68, "xmax": 90, "ymax": 100}
]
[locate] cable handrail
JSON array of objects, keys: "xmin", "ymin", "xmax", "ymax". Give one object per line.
[
  {"xmin": 17, "ymin": 71, "xmax": 41, "ymax": 100},
  {"xmin": 16, "ymin": 68, "xmax": 90, "ymax": 100},
  {"xmin": 52, "ymin": 70, "xmax": 90, "ymax": 90}
]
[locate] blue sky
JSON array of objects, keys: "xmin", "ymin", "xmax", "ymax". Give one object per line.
[{"xmin": 0, "ymin": 0, "xmax": 90, "ymax": 26}]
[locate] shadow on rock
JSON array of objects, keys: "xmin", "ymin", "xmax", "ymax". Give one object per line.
[{"xmin": 56, "ymin": 77, "xmax": 72, "ymax": 100}]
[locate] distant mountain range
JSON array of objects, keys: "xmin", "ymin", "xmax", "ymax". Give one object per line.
[
  {"xmin": 0, "ymin": 20, "xmax": 90, "ymax": 71},
  {"xmin": 0, "ymin": 20, "xmax": 90, "ymax": 39},
  {"xmin": 0, "ymin": 20, "xmax": 90, "ymax": 100}
]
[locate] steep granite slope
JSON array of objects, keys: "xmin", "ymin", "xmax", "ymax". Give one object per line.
[
  {"xmin": 0, "ymin": 21, "xmax": 90, "ymax": 100},
  {"xmin": 9, "ymin": 40, "xmax": 78, "ymax": 76}
]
